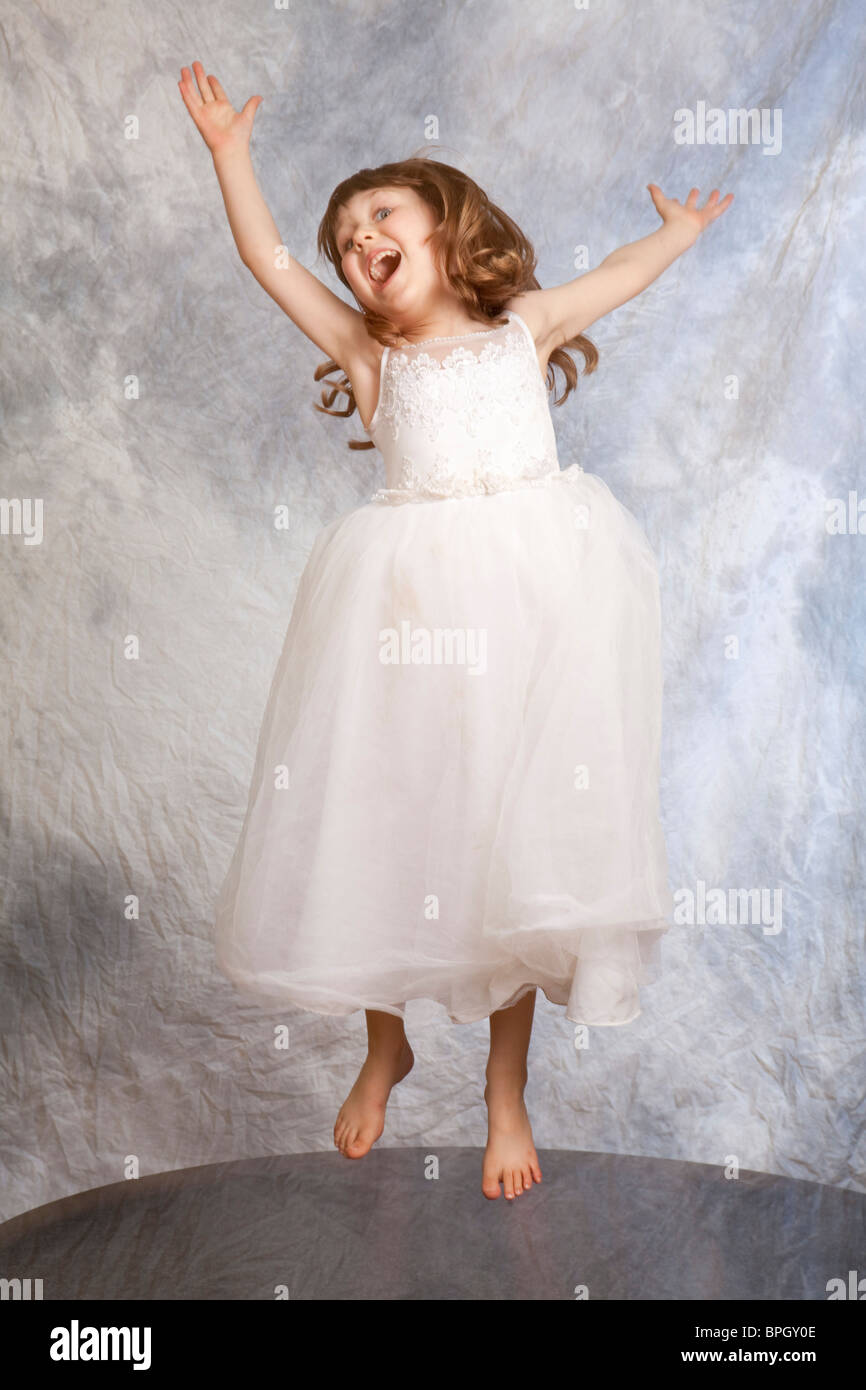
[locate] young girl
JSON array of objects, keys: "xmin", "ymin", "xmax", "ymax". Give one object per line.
[{"xmin": 179, "ymin": 61, "xmax": 732, "ymax": 1203}]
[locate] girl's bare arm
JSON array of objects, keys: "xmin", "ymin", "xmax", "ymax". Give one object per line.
[
  {"xmin": 513, "ymin": 185, "xmax": 734, "ymax": 353},
  {"xmin": 178, "ymin": 62, "xmax": 368, "ymax": 371}
]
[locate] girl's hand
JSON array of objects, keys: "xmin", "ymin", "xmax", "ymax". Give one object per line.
[
  {"xmin": 178, "ymin": 60, "xmax": 262, "ymax": 157},
  {"xmin": 646, "ymin": 183, "xmax": 734, "ymax": 238}
]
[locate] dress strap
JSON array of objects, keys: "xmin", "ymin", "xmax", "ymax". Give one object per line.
[
  {"xmin": 504, "ymin": 308, "xmax": 537, "ymax": 354},
  {"xmin": 365, "ymin": 344, "xmax": 390, "ymax": 436}
]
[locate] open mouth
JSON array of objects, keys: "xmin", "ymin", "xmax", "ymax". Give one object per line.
[{"xmin": 368, "ymin": 250, "xmax": 401, "ymax": 286}]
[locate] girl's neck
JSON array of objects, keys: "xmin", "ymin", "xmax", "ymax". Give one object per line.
[{"xmin": 395, "ymin": 298, "xmax": 492, "ymax": 347}]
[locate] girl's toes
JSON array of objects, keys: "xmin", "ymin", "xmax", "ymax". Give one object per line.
[{"xmin": 482, "ymin": 1173, "xmax": 501, "ymax": 1200}]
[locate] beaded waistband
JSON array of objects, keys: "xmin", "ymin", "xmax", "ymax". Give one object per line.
[{"xmin": 370, "ymin": 463, "xmax": 583, "ymax": 506}]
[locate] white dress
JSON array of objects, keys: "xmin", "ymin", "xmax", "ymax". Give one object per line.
[{"xmin": 214, "ymin": 309, "xmax": 673, "ymax": 1026}]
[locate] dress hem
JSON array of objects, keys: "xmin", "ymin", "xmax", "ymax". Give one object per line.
[{"xmin": 214, "ymin": 965, "xmax": 656, "ymax": 1029}]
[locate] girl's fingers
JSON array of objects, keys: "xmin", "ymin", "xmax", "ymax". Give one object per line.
[
  {"xmin": 208, "ymin": 75, "xmax": 229, "ymax": 102},
  {"xmin": 648, "ymin": 183, "xmax": 733, "ymax": 223},
  {"xmin": 240, "ymin": 95, "xmax": 263, "ymax": 126},
  {"xmin": 192, "ymin": 59, "xmax": 214, "ymax": 102},
  {"xmin": 178, "ymin": 67, "xmax": 203, "ymax": 109},
  {"xmin": 178, "ymin": 75, "xmax": 207, "ymax": 130},
  {"xmin": 706, "ymin": 192, "xmax": 734, "ymax": 221}
]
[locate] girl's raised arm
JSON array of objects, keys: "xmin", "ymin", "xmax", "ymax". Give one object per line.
[
  {"xmin": 178, "ymin": 62, "xmax": 366, "ymax": 370},
  {"xmin": 519, "ymin": 184, "xmax": 733, "ymax": 353}
]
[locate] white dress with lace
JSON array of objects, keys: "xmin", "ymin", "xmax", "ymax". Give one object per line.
[{"xmin": 214, "ymin": 309, "xmax": 673, "ymax": 1026}]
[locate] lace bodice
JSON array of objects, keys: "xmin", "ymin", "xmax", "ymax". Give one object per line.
[{"xmin": 364, "ymin": 309, "xmax": 574, "ymax": 504}]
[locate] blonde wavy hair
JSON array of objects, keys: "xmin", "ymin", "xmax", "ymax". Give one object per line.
[{"xmin": 314, "ymin": 152, "xmax": 598, "ymax": 450}]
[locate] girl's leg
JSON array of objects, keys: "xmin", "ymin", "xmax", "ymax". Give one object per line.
[
  {"xmin": 482, "ymin": 987, "xmax": 543, "ymax": 1200},
  {"xmin": 334, "ymin": 1008, "xmax": 414, "ymax": 1159}
]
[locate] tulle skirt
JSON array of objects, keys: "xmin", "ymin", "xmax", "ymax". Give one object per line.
[{"xmin": 213, "ymin": 464, "xmax": 673, "ymax": 1026}]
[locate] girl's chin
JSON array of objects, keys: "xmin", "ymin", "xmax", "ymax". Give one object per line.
[{"xmin": 363, "ymin": 284, "xmax": 405, "ymax": 313}]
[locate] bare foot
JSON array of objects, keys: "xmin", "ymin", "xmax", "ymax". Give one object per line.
[
  {"xmin": 482, "ymin": 1076, "xmax": 542, "ymax": 1200},
  {"xmin": 334, "ymin": 1039, "xmax": 414, "ymax": 1159}
]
